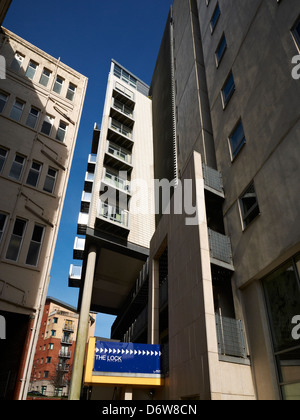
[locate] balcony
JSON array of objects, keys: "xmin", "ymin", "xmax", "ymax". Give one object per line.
[
  {"xmin": 73, "ymin": 237, "xmax": 86, "ymax": 260},
  {"xmin": 215, "ymin": 314, "xmax": 247, "ymax": 359},
  {"xmin": 59, "ymin": 349, "xmax": 71, "ymax": 359},
  {"xmin": 96, "ymin": 201, "xmax": 129, "ymax": 238},
  {"xmin": 63, "ymin": 323, "xmax": 74, "ymax": 332},
  {"xmin": 208, "ymin": 229, "xmax": 234, "ymax": 271},
  {"xmin": 61, "ymin": 335, "xmax": 73, "ymax": 345},
  {"xmin": 110, "ymin": 98, "xmax": 134, "ymax": 128},
  {"xmin": 102, "ymin": 168, "xmax": 131, "ymax": 195},
  {"xmin": 113, "ymin": 81, "xmax": 135, "ymax": 108},
  {"xmin": 108, "ymin": 118, "xmax": 134, "ymax": 149},
  {"xmin": 84, "ymin": 171, "xmax": 95, "ymax": 193},
  {"xmin": 68, "ymin": 264, "xmax": 82, "ymax": 288},
  {"xmin": 81, "ymin": 191, "xmax": 92, "ymax": 212},
  {"xmin": 104, "ymin": 141, "xmax": 133, "ymax": 172},
  {"xmin": 202, "ymin": 164, "xmax": 224, "ymax": 198},
  {"xmin": 56, "ymin": 363, "xmax": 70, "ymax": 373},
  {"xmin": 87, "ymin": 153, "xmax": 97, "ymax": 172},
  {"xmin": 77, "ymin": 212, "xmax": 89, "ymax": 235}
]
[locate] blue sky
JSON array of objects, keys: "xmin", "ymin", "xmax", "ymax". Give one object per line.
[{"xmin": 3, "ymin": 0, "xmax": 171, "ymax": 337}]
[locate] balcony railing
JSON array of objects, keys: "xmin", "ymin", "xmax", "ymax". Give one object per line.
[
  {"xmin": 215, "ymin": 314, "xmax": 247, "ymax": 359},
  {"xmin": 77, "ymin": 212, "xmax": 89, "ymax": 235},
  {"xmin": 202, "ymin": 164, "xmax": 224, "ymax": 196},
  {"xmin": 208, "ymin": 229, "xmax": 233, "ymax": 269},
  {"xmin": 69, "ymin": 264, "xmax": 82, "ymax": 279},
  {"xmin": 63, "ymin": 323, "xmax": 74, "ymax": 332},
  {"xmin": 110, "ymin": 118, "xmax": 133, "ymax": 140},
  {"xmin": 107, "ymin": 142, "xmax": 132, "ymax": 165},
  {"xmin": 103, "ymin": 168, "xmax": 131, "ymax": 194},
  {"xmin": 59, "ymin": 349, "xmax": 71, "ymax": 359},
  {"xmin": 113, "ymin": 98, "xmax": 134, "ymax": 119},
  {"xmin": 56, "ymin": 363, "xmax": 70, "ymax": 373},
  {"xmin": 98, "ymin": 201, "xmax": 129, "ymax": 228},
  {"xmin": 61, "ymin": 336, "xmax": 73, "ymax": 345},
  {"xmin": 73, "ymin": 237, "xmax": 85, "ymax": 260}
]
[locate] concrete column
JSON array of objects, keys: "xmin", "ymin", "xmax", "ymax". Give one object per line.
[
  {"xmin": 148, "ymin": 258, "xmax": 160, "ymax": 344},
  {"xmin": 69, "ymin": 245, "xmax": 97, "ymax": 400}
]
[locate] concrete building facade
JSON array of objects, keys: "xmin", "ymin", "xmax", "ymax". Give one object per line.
[
  {"xmin": 69, "ymin": 0, "xmax": 300, "ymax": 401},
  {"xmin": 0, "ymin": 27, "xmax": 87, "ymax": 400}
]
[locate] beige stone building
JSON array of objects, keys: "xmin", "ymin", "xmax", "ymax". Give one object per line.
[{"xmin": 0, "ymin": 27, "xmax": 87, "ymax": 400}]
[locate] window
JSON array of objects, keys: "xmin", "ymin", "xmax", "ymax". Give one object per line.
[
  {"xmin": 25, "ymin": 60, "xmax": 38, "ymax": 80},
  {"xmin": 26, "ymin": 161, "xmax": 42, "ymax": 187},
  {"xmin": 51, "ymin": 330, "xmax": 56, "ymax": 337},
  {"xmin": 221, "ymin": 71, "xmax": 235, "ymax": 107},
  {"xmin": 66, "ymin": 83, "xmax": 76, "ymax": 101},
  {"xmin": 53, "ymin": 317, "xmax": 58, "ymax": 324},
  {"xmin": 43, "ymin": 168, "xmax": 57, "ymax": 193},
  {"xmin": 263, "ymin": 255, "xmax": 300, "ymax": 400},
  {"xmin": 39, "ymin": 68, "xmax": 51, "ymax": 87},
  {"xmin": 6, "ymin": 218, "xmax": 27, "ymax": 261},
  {"xmin": 10, "ymin": 99, "xmax": 25, "ymax": 121},
  {"xmin": 0, "ymin": 213, "xmax": 8, "ymax": 243},
  {"xmin": 229, "ymin": 120, "xmax": 246, "ymax": 159},
  {"xmin": 44, "ymin": 371, "xmax": 49, "ymax": 379},
  {"xmin": 10, "ymin": 52, "xmax": 24, "ymax": 72},
  {"xmin": 114, "ymin": 64, "xmax": 137, "ymax": 88},
  {"xmin": 215, "ymin": 33, "xmax": 227, "ymax": 66},
  {"xmin": 41, "ymin": 114, "xmax": 54, "ymax": 136},
  {"xmin": 49, "ymin": 343, "xmax": 54, "ymax": 350},
  {"xmin": 56, "ymin": 121, "xmax": 68, "ymax": 142},
  {"xmin": 26, "ymin": 106, "xmax": 40, "ymax": 129},
  {"xmin": 26, "ymin": 224, "xmax": 44, "ymax": 266},
  {"xmin": 0, "ymin": 92, "xmax": 9, "ymax": 113},
  {"xmin": 9, "ymin": 154, "xmax": 25, "ymax": 181},
  {"xmin": 292, "ymin": 17, "xmax": 300, "ymax": 49},
  {"xmin": 53, "ymin": 76, "xmax": 64, "ymax": 94},
  {"xmin": 239, "ymin": 182, "xmax": 260, "ymax": 228},
  {"xmin": 0, "ymin": 147, "xmax": 8, "ymax": 173},
  {"xmin": 210, "ymin": 3, "xmax": 221, "ymax": 33},
  {"xmin": 46, "ymin": 357, "xmax": 51, "ymax": 364}
]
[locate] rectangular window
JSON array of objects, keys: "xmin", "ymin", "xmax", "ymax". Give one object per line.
[
  {"xmin": 41, "ymin": 114, "xmax": 54, "ymax": 136},
  {"xmin": 0, "ymin": 213, "xmax": 8, "ymax": 243},
  {"xmin": 292, "ymin": 18, "xmax": 300, "ymax": 49},
  {"xmin": 25, "ymin": 60, "xmax": 38, "ymax": 80},
  {"xmin": 0, "ymin": 92, "xmax": 9, "ymax": 113},
  {"xmin": 26, "ymin": 161, "xmax": 42, "ymax": 187},
  {"xmin": 114, "ymin": 64, "xmax": 137, "ymax": 88},
  {"xmin": 44, "ymin": 371, "xmax": 49, "ymax": 378},
  {"xmin": 215, "ymin": 33, "xmax": 227, "ymax": 66},
  {"xmin": 6, "ymin": 218, "xmax": 27, "ymax": 261},
  {"xmin": 53, "ymin": 76, "xmax": 64, "ymax": 94},
  {"xmin": 26, "ymin": 106, "xmax": 40, "ymax": 129},
  {"xmin": 239, "ymin": 182, "xmax": 260, "ymax": 228},
  {"xmin": 210, "ymin": 3, "xmax": 221, "ymax": 33},
  {"xmin": 229, "ymin": 120, "xmax": 246, "ymax": 159},
  {"xmin": 0, "ymin": 147, "xmax": 8, "ymax": 173},
  {"xmin": 10, "ymin": 99, "xmax": 25, "ymax": 121},
  {"xmin": 9, "ymin": 154, "xmax": 25, "ymax": 181},
  {"xmin": 10, "ymin": 52, "xmax": 24, "ymax": 72},
  {"xmin": 49, "ymin": 343, "xmax": 54, "ymax": 350},
  {"xmin": 43, "ymin": 168, "xmax": 57, "ymax": 194},
  {"xmin": 66, "ymin": 83, "xmax": 76, "ymax": 101},
  {"xmin": 39, "ymin": 68, "xmax": 51, "ymax": 87},
  {"xmin": 56, "ymin": 121, "xmax": 68, "ymax": 142},
  {"xmin": 26, "ymin": 224, "xmax": 44, "ymax": 266},
  {"xmin": 222, "ymin": 71, "xmax": 235, "ymax": 107}
]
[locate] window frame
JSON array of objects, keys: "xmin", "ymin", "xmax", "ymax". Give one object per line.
[
  {"xmin": 210, "ymin": 3, "xmax": 221, "ymax": 34},
  {"xmin": 56, "ymin": 121, "xmax": 68, "ymax": 142},
  {"xmin": 5, "ymin": 218, "xmax": 27, "ymax": 262},
  {"xmin": 10, "ymin": 99, "xmax": 25, "ymax": 121},
  {"xmin": 39, "ymin": 68, "xmax": 52, "ymax": 87},
  {"xmin": 53, "ymin": 76, "xmax": 64, "ymax": 95},
  {"xmin": 239, "ymin": 182, "xmax": 260, "ymax": 229},
  {"xmin": 0, "ymin": 147, "xmax": 8, "ymax": 174},
  {"xmin": 221, "ymin": 71, "xmax": 235, "ymax": 108},
  {"xmin": 26, "ymin": 106, "xmax": 40, "ymax": 129},
  {"xmin": 25, "ymin": 60, "xmax": 38, "ymax": 80},
  {"xmin": 228, "ymin": 119, "xmax": 246, "ymax": 160},
  {"xmin": 26, "ymin": 223, "xmax": 45, "ymax": 266},
  {"xmin": 41, "ymin": 114, "xmax": 54, "ymax": 136},
  {"xmin": 43, "ymin": 167, "xmax": 58, "ymax": 194},
  {"xmin": 215, "ymin": 33, "xmax": 227, "ymax": 67},
  {"xmin": 26, "ymin": 161, "xmax": 42, "ymax": 188},
  {"xmin": 0, "ymin": 92, "xmax": 9, "ymax": 113},
  {"xmin": 9, "ymin": 154, "xmax": 26, "ymax": 181}
]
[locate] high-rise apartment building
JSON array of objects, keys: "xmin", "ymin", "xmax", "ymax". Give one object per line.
[
  {"xmin": 69, "ymin": 0, "xmax": 300, "ymax": 401},
  {"xmin": 29, "ymin": 297, "xmax": 95, "ymax": 398},
  {"xmin": 68, "ymin": 60, "xmax": 155, "ymax": 399},
  {"xmin": 0, "ymin": 27, "xmax": 87, "ymax": 400}
]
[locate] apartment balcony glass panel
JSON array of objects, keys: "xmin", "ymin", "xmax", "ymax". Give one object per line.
[
  {"xmin": 77, "ymin": 212, "xmax": 89, "ymax": 235},
  {"xmin": 59, "ymin": 349, "xmax": 71, "ymax": 359},
  {"xmin": 69, "ymin": 264, "xmax": 82, "ymax": 288},
  {"xmin": 98, "ymin": 200, "xmax": 129, "ymax": 229},
  {"xmin": 103, "ymin": 168, "xmax": 131, "ymax": 194},
  {"xmin": 202, "ymin": 164, "xmax": 224, "ymax": 197},
  {"xmin": 110, "ymin": 99, "xmax": 134, "ymax": 127},
  {"xmin": 81, "ymin": 191, "xmax": 92, "ymax": 212},
  {"xmin": 108, "ymin": 118, "xmax": 134, "ymax": 149},
  {"xmin": 87, "ymin": 153, "xmax": 97, "ymax": 172},
  {"xmin": 73, "ymin": 237, "xmax": 86, "ymax": 260}
]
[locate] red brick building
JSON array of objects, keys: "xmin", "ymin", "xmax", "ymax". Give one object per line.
[{"xmin": 29, "ymin": 297, "xmax": 95, "ymax": 397}]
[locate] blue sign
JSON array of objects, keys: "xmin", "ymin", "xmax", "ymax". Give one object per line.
[{"xmin": 94, "ymin": 341, "xmax": 162, "ymax": 375}]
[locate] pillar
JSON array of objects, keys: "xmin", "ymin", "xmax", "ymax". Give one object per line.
[{"xmin": 69, "ymin": 245, "xmax": 97, "ymax": 400}]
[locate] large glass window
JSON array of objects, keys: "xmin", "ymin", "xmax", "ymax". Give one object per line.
[
  {"xmin": 39, "ymin": 68, "xmax": 51, "ymax": 87},
  {"xmin": 43, "ymin": 168, "xmax": 57, "ymax": 194},
  {"xmin": 26, "ymin": 161, "xmax": 42, "ymax": 187},
  {"xmin": 53, "ymin": 76, "xmax": 64, "ymax": 94},
  {"xmin": 10, "ymin": 99, "xmax": 24, "ymax": 121},
  {"xmin": 263, "ymin": 255, "xmax": 300, "ymax": 400},
  {"xmin": 25, "ymin": 60, "xmax": 38, "ymax": 80},
  {"xmin": 9, "ymin": 154, "xmax": 25, "ymax": 181},
  {"xmin": 26, "ymin": 106, "xmax": 40, "ymax": 129}
]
